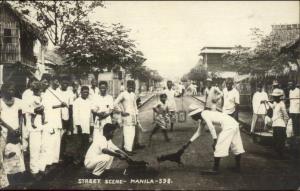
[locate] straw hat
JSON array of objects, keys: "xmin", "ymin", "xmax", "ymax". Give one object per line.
[
  {"xmin": 188, "ymin": 104, "xmax": 203, "ymax": 116},
  {"xmin": 206, "ymin": 78, "xmax": 212, "ymax": 82},
  {"xmin": 271, "ymin": 89, "xmax": 283, "ymax": 97}
]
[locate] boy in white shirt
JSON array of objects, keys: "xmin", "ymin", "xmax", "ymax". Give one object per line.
[
  {"xmin": 204, "ymin": 78, "xmax": 223, "ymax": 111},
  {"xmin": 250, "ymin": 83, "xmax": 269, "ymax": 133},
  {"xmin": 73, "ymin": 86, "xmax": 94, "ymax": 165},
  {"xmin": 222, "ymin": 78, "xmax": 240, "ymax": 120},
  {"xmin": 89, "ymin": 79, "xmax": 100, "ymax": 100},
  {"xmin": 163, "ymin": 81, "xmax": 177, "ymax": 131},
  {"xmin": 93, "ymin": 81, "xmax": 114, "ymax": 140}
]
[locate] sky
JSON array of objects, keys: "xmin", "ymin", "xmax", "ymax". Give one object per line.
[{"xmin": 90, "ymin": 1, "xmax": 299, "ymax": 80}]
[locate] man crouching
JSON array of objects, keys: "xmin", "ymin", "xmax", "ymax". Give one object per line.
[
  {"xmin": 84, "ymin": 123, "xmax": 129, "ymax": 177},
  {"xmin": 187, "ymin": 104, "xmax": 245, "ymax": 174}
]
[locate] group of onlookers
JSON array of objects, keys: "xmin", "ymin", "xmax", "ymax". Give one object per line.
[
  {"xmin": 251, "ymin": 80, "xmax": 299, "ymax": 157},
  {"xmin": 203, "ymin": 77, "xmax": 300, "ymax": 158},
  {"xmin": 0, "ymin": 74, "xmax": 146, "ymax": 188}
]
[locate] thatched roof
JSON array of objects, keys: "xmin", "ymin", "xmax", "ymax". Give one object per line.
[{"xmin": 0, "ymin": 1, "xmax": 48, "ymax": 45}]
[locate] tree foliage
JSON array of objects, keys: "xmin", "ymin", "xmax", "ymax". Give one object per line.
[
  {"xmin": 223, "ymin": 28, "xmax": 294, "ymax": 76},
  {"xmin": 184, "ymin": 63, "xmax": 208, "ymax": 82},
  {"xmin": 13, "ymin": 0, "xmax": 104, "ymax": 45}
]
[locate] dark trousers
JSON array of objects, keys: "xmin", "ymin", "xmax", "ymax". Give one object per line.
[
  {"xmin": 290, "ymin": 113, "xmax": 300, "ymax": 136},
  {"xmin": 60, "ymin": 120, "xmax": 70, "ymax": 159},
  {"xmin": 273, "ymin": 126, "xmax": 287, "ymax": 155},
  {"xmin": 76, "ymin": 134, "xmax": 90, "ymax": 161}
]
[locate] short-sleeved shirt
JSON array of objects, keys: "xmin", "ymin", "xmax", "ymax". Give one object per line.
[
  {"xmin": 43, "ymin": 88, "xmax": 62, "ymax": 129},
  {"xmin": 73, "ymin": 97, "xmax": 93, "ymax": 134},
  {"xmin": 85, "ymin": 135, "xmax": 119, "ymax": 160},
  {"xmin": 163, "ymin": 89, "xmax": 177, "ymax": 111},
  {"xmin": 289, "ymin": 88, "xmax": 300, "ymax": 114},
  {"xmin": 252, "ymin": 91, "xmax": 269, "ymax": 114},
  {"xmin": 93, "ymin": 94, "xmax": 114, "ymax": 128},
  {"xmin": 0, "ymin": 98, "xmax": 23, "ymax": 131},
  {"xmin": 222, "ymin": 88, "xmax": 240, "ymax": 114},
  {"xmin": 205, "ymin": 86, "xmax": 222, "ymax": 109},
  {"xmin": 59, "ymin": 89, "xmax": 74, "ymax": 121}
]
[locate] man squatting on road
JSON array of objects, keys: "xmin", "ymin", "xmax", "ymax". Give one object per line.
[{"xmin": 183, "ymin": 104, "xmax": 245, "ymax": 174}]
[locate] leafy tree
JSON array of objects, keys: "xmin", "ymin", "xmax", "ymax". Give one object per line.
[
  {"xmin": 13, "ymin": 0, "xmax": 104, "ymax": 45},
  {"xmin": 223, "ymin": 28, "xmax": 294, "ymax": 77},
  {"xmin": 57, "ymin": 21, "xmax": 144, "ymax": 77}
]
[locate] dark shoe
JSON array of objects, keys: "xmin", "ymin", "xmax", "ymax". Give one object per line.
[{"xmin": 122, "ymin": 148, "xmax": 136, "ymax": 156}]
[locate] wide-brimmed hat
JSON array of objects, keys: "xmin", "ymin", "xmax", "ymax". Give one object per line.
[
  {"xmin": 188, "ymin": 104, "xmax": 203, "ymax": 116},
  {"xmin": 271, "ymin": 89, "xmax": 283, "ymax": 97},
  {"xmin": 206, "ymin": 78, "xmax": 212, "ymax": 82}
]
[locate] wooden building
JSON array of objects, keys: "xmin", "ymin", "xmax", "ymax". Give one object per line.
[{"xmin": 0, "ymin": 2, "xmax": 47, "ymax": 97}]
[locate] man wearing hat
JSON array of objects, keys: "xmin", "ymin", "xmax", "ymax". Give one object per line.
[
  {"xmin": 267, "ymin": 89, "xmax": 289, "ymax": 157},
  {"xmin": 272, "ymin": 80, "xmax": 285, "ymax": 99},
  {"xmin": 204, "ymin": 78, "xmax": 223, "ymax": 111},
  {"xmin": 185, "ymin": 104, "xmax": 245, "ymax": 174}
]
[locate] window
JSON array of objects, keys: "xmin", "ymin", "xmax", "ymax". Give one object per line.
[{"xmin": 4, "ymin": 28, "xmax": 12, "ymax": 44}]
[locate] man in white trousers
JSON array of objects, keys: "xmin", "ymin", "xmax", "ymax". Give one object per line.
[
  {"xmin": 42, "ymin": 76, "xmax": 67, "ymax": 168},
  {"xmin": 84, "ymin": 123, "xmax": 129, "ymax": 177},
  {"xmin": 23, "ymin": 81, "xmax": 46, "ymax": 178},
  {"xmin": 114, "ymin": 80, "xmax": 138, "ymax": 155},
  {"xmin": 185, "ymin": 104, "xmax": 245, "ymax": 174},
  {"xmin": 93, "ymin": 81, "xmax": 114, "ymax": 141}
]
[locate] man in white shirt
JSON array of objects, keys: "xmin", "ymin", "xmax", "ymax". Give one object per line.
[
  {"xmin": 22, "ymin": 81, "xmax": 46, "ymax": 177},
  {"xmin": 288, "ymin": 81, "xmax": 300, "ymax": 136},
  {"xmin": 73, "ymin": 86, "xmax": 94, "ymax": 165},
  {"xmin": 93, "ymin": 81, "xmax": 114, "ymax": 141},
  {"xmin": 58, "ymin": 75, "xmax": 74, "ymax": 160},
  {"xmin": 250, "ymin": 83, "xmax": 269, "ymax": 133},
  {"xmin": 163, "ymin": 81, "xmax": 177, "ymax": 131},
  {"xmin": 84, "ymin": 123, "xmax": 130, "ymax": 177},
  {"xmin": 114, "ymin": 80, "xmax": 138, "ymax": 155},
  {"xmin": 89, "ymin": 79, "xmax": 100, "ymax": 100},
  {"xmin": 222, "ymin": 78, "xmax": 240, "ymax": 120},
  {"xmin": 204, "ymin": 78, "xmax": 223, "ymax": 111},
  {"xmin": 41, "ymin": 76, "xmax": 67, "ymax": 167},
  {"xmin": 185, "ymin": 105, "xmax": 245, "ymax": 174}
]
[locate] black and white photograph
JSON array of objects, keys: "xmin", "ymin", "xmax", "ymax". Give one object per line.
[{"xmin": 0, "ymin": 0, "xmax": 299, "ymax": 190}]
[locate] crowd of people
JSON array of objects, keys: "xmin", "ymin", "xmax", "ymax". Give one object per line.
[
  {"xmin": 0, "ymin": 74, "xmax": 299, "ymax": 188},
  {"xmin": 0, "ymin": 74, "xmax": 151, "ymax": 188},
  {"xmin": 203, "ymin": 77, "xmax": 300, "ymax": 158}
]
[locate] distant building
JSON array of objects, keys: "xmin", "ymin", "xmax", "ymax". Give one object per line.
[
  {"xmin": 199, "ymin": 46, "xmax": 234, "ymax": 72},
  {"xmin": 0, "ymin": 2, "xmax": 47, "ymax": 96}
]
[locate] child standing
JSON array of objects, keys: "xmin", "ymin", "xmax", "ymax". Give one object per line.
[
  {"xmin": 149, "ymin": 93, "xmax": 171, "ymax": 145},
  {"xmin": 31, "ymin": 82, "xmax": 47, "ymax": 129}
]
